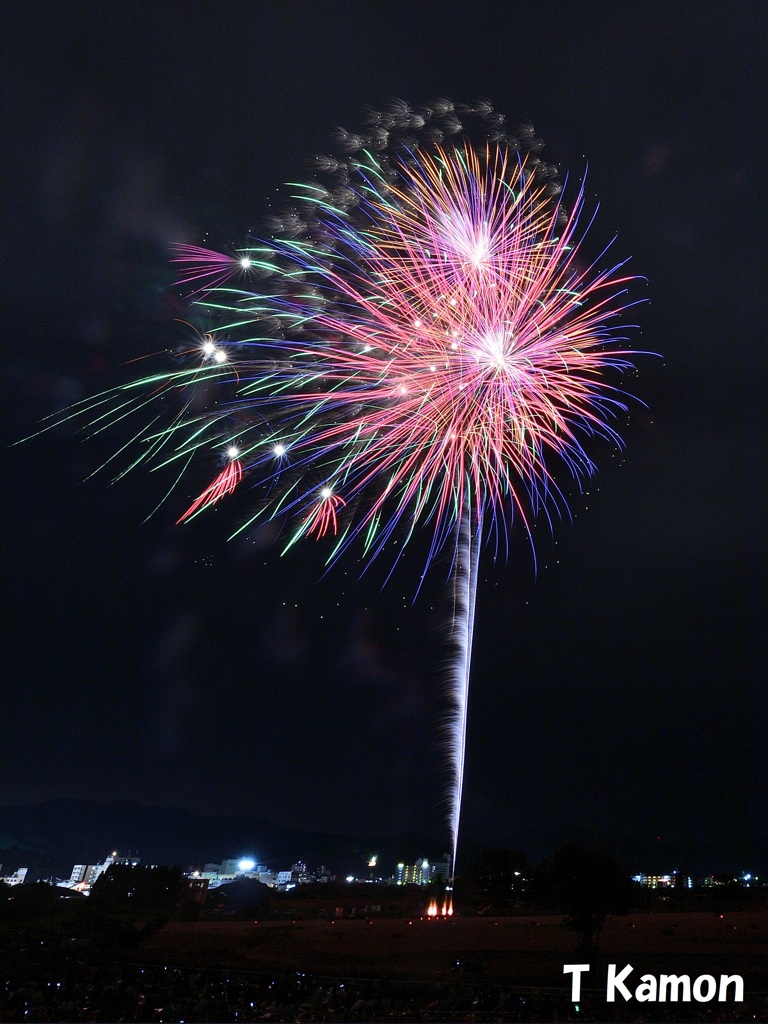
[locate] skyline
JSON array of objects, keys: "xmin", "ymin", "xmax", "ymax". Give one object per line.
[
  {"xmin": 1, "ymin": 1, "xmax": 765, "ymax": 861},
  {"xmin": 2, "ymin": 794, "xmax": 764, "ymax": 885}
]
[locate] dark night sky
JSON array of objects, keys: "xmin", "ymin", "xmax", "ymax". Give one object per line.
[{"xmin": 1, "ymin": 1, "xmax": 765, "ymax": 862}]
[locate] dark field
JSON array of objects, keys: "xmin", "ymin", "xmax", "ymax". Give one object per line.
[
  {"xmin": 3, "ymin": 912, "xmax": 768, "ymax": 1021},
  {"xmin": 137, "ymin": 911, "xmax": 768, "ymax": 989}
]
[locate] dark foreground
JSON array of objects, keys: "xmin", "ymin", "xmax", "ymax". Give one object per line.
[
  {"xmin": 2, "ymin": 960, "xmax": 767, "ymax": 1022},
  {"xmin": 3, "ymin": 912, "xmax": 768, "ymax": 1022}
]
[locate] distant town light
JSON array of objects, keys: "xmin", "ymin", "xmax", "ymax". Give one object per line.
[{"xmin": 238, "ymin": 858, "xmax": 256, "ymax": 872}]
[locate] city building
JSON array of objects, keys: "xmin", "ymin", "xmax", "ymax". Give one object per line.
[
  {"xmin": 632, "ymin": 872, "xmax": 693, "ymax": 889},
  {"xmin": 0, "ymin": 867, "xmax": 27, "ymax": 886},
  {"xmin": 396, "ymin": 859, "xmax": 433, "ymax": 885},
  {"xmin": 432, "ymin": 855, "xmax": 452, "ymax": 881},
  {"xmin": 394, "ymin": 855, "xmax": 451, "ymax": 885},
  {"xmin": 193, "ymin": 859, "xmax": 273, "ymax": 888},
  {"xmin": 59, "ymin": 852, "xmax": 141, "ymax": 892},
  {"xmin": 187, "ymin": 859, "xmax": 334, "ymax": 890}
]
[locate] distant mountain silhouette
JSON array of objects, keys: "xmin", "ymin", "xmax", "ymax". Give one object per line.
[
  {"xmin": 0, "ymin": 799, "xmax": 761, "ymax": 881},
  {"xmin": 496, "ymin": 823, "xmax": 765, "ymax": 879},
  {"xmin": 0, "ymin": 799, "xmax": 457, "ymax": 881}
]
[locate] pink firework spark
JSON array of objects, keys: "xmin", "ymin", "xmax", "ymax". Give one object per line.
[
  {"xmin": 177, "ymin": 457, "xmax": 243, "ymax": 523},
  {"xmin": 172, "ymin": 245, "xmax": 254, "ymax": 294},
  {"xmin": 302, "ymin": 487, "xmax": 346, "ymax": 539},
  {"xmin": 246, "ymin": 142, "xmax": 637, "ymax": 564}
]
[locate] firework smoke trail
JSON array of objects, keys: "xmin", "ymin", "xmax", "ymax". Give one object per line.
[
  {"xmin": 36, "ymin": 101, "xmax": 644, "ymax": 875},
  {"xmin": 446, "ymin": 505, "xmax": 482, "ymax": 881}
]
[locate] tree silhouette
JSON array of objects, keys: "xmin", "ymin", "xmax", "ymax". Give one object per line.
[
  {"xmin": 536, "ymin": 843, "xmax": 637, "ymax": 955},
  {"xmin": 89, "ymin": 864, "xmax": 186, "ymax": 916},
  {"xmin": 459, "ymin": 848, "xmax": 529, "ymax": 909}
]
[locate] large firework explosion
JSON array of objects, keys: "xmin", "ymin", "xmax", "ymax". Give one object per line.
[{"xmin": 44, "ymin": 100, "xmax": 642, "ymax": 882}]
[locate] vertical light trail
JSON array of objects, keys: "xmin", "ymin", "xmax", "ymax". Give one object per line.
[{"xmin": 446, "ymin": 503, "xmax": 483, "ymax": 881}]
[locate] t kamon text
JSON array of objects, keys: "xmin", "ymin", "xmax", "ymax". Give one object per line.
[{"xmin": 564, "ymin": 964, "xmax": 744, "ymax": 1004}]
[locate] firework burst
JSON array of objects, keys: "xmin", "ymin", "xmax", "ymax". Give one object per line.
[{"xmin": 39, "ymin": 100, "xmax": 643, "ymax": 880}]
